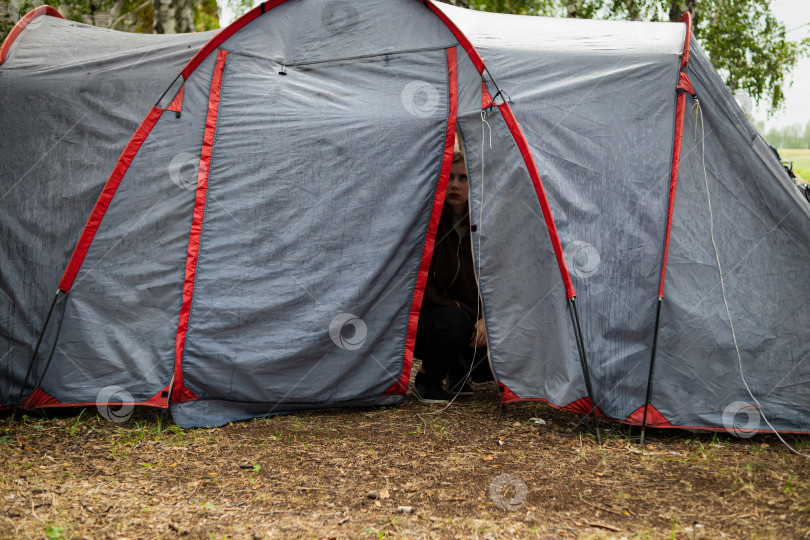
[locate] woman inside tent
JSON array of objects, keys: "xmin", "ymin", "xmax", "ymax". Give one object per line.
[{"xmin": 413, "ymin": 151, "xmax": 491, "ymax": 404}]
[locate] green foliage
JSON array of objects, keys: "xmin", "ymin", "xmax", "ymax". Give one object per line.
[
  {"xmin": 224, "ymin": 0, "xmax": 254, "ymax": 21},
  {"xmin": 1, "ymin": 0, "xmax": 219, "ymax": 41},
  {"xmin": 778, "ymin": 150, "xmax": 810, "ymax": 181},
  {"xmin": 785, "ymin": 470, "xmax": 796, "ymax": 495},
  {"xmin": 44, "ymin": 525, "xmax": 65, "ymax": 539},
  {"xmin": 104, "ymin": 0, "xmax": 154, "ymax": 33},
  {"xmin": 466, "ymin": 0, "xmax": 809, "ymax": 114},
  {"xmin": 758, "ymin": 121, "xmax": 810, "ymax": 151},
  {"xmin": 194, "ymin": 0, "xmax": 220, "ymax": 31},
  {"xmin": 55, "ymin": 0, "xmax": 117, "ymax": 28},
  {"xmin": 700, "ymin": 0, "xmax": 807, "ymax": 114}
]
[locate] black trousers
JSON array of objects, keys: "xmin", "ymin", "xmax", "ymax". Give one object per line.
[{"xmin": 414, "ymin": 305, "xmax": 493, "ymax": 384}]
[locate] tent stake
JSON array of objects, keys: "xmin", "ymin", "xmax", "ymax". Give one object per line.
[
  {"xmin": 10, "ymin": 290, "xmax": 61, "ymax": 423},
  {"xmin": 567, "ymin": 297, "xmax": 601, "ymax": 444},
  {"xmin": 640, "ymin": 297, "xmax": 664, "ymax": 446}
]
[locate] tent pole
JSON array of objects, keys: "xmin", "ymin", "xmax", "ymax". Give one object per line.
[
  {"xmin": 567, "ymin": 297, "xmax": 601, "ymax": 444},
  {"xmin": 639, "ymin": 11, "xmax": 693, "ymax": 446},
  {"xmin": 10, "ymin": 290, "xmax": 61, "ymax": 423},
  {"xmin": 640, "ymin": 297, "xmax": 663, "ymax": 446}
]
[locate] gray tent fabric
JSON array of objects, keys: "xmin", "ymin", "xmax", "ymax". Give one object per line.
[
  {"xmin": 0, "ymin": 14, "xmax": 214, "ymax": 408},
  {"xmin": 1, "ymin": 0, "xmax": 808, "ymax": 432},
  {"xmin": 445, "ymin": 6, "xmax": 688, "ymax": 419},
  {"xmin": 652, "ymin": 40, "xmax": 810, "ymax": 431}
]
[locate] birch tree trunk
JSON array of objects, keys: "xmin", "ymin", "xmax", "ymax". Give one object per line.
[
  {"xmin": 668, "ymin": 0, "xmax": 698, "ymax": 23},
  {"xmin": 153, "ymin": 0, "xmax": 193, "ymax": 33}
]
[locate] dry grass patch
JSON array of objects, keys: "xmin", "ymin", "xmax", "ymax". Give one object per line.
[{"xmin": 2, "ymin": 386, "xmax": 809, "ymax": 539}]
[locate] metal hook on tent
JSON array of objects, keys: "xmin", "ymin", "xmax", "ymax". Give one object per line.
[{"xmin": 486, "ymin": 87, "xmax": 512, "ymax": 110}]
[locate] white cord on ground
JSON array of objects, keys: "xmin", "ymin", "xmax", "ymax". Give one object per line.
[{"xmin": 696, "ymin": 100, "xmax": 809, "ymax": 457}]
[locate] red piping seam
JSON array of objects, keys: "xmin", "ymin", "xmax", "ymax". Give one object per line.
[
  {"xmin": 58, "ymin": 107, "xmax": 164, "ymax": 292},
  {"xmin": 657, "ymin": 12, "xmax": 693, "ymax": 299},
  {"xmin": 0, "ymin": 5, "xmax": 63, "ymax": 66},
  {"xmin": 384, "ymin": 46, "xmax": 458, "ymax": 396},
  {"xmin": 179, "ymin": 0, "xmax": 484, "ymax": 99},
  {"xmin": 181, "ymin": 0, "xmax": 288, "ymax": 79},
  {"xmin": 496, "ymin": 103, "xmax": 576, "ymax": 299},
  {"xmin": 171, "ymin": 49, "xmax": 229, "ymax": 404},
  {"xmin": 423, "ymin": 0, "xmax": 485, "ymax": 74},
  {"xmin": 427, "ymin": 1, "xmax": 574, "ymax": 297},
  {"xmin": 657, "ymin": 91, "xmax": 686, "ymax": 298}
]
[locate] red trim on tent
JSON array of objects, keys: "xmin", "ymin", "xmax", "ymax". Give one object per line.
[
  {"xmin": 20, "ymin": 388, "xmax": 62, "ymax": 408},
  {"xmin": 657, "ymin": 90, "xmax": 687, "ymax": 298},
  {"xmin": 676, "ymin": 71, "xmax": 695, "ymax": 96},
  {"xmin": 166, "ymin": 85, "xmax": 185, "ymax": 113},
  {"xmin": 423, "ymin": 0, "xmax": 485, "ymax": 74},
  {"xmin": 384, "ymin": 46, "xmax": 459, "ymax": 397},
  {"xmin": 656, "ymin": 12, "xmax": 693, "ymax": 299},
  {"xmin": 626, "ymin": 403, "xmax": 673, "ymax": 428},
  {"xmin": 496, "ymin": 103, "xmax": 576, "ymax": 299},
  {"xmin": 58, "ymin": 106, "xmax": 164, "ymax": 292},
  {"xmin": 0, "ymin": 5, "xmax": 63, "ymax": 66},
  {"xmin": 562, "ymin": 396, "xmax": 601, "ymax": 416},
  {"xmin": 499, "ymin": 383, "xmax": 519, "ymax": 402},
  {"xmin": 500, "ymin": 387, "xmax": 808, "ymax": 434},
  {"xmin": 181, "ymin": 0, "xmax": 288, "ymax": 80},
  {"xmin": 679, "ymin": 12, "xmax": 692, "ymax": 68},
  {"xmin": 13, "ymin": 384, "xmax": 170, "ymax": 410},
  {"xmin": 15, "ymin": 388, "xmax": 169, "ymax": 410},
  {"xmin": 499, "ymin": 385, "xmax": 605, "ymax": 417},
  {"xmin": 180, "ymin": 1, "xmax": 485, "ymax": 84},
  {"xmin": 171, "ymin": 49, "xmax": 229, "ymax": 403},
  {"xmin": 172, "ymin": 385, "xmax": 198, "ymax": 403},
  {"xmin": 143, "ymin": 384, "xmax": 172, "ymax": 407},
  {"xmin": 481, "ymin": 81, "xmax": 494, "ymax": 109}
]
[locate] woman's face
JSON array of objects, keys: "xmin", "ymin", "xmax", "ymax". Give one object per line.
[{"xmin": 446, "ymin": 160, "xmax": 469, "ymax": 215}]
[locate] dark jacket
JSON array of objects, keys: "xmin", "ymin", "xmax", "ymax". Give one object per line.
[{"xmin": 422, "ymin": 210, "xmax": 483, "ymax": 321}]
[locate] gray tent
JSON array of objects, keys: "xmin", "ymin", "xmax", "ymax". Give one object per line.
[{"xmin": 2, "ymin": 1, "xmax": 808, "ymax": 431}]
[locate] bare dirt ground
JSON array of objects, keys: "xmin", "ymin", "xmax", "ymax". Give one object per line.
[{"xmin": 2, "ymin": 381, "xmax": 809, "ymax": 539}]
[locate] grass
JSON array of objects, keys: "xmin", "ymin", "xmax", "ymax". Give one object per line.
[{"xmin": 778, "ymin": 148, "xmax": 810, "ymax": 181}]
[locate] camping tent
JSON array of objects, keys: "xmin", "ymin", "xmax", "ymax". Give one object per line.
[{"xmin": 2, "ymin": 0, "xmax": 808, "ymax": 431}]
